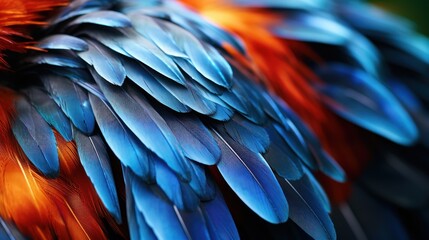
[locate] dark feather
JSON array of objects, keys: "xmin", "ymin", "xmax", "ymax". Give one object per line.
[
  {"xmin": 12, "ymin": 97, "xmax": 59, "ymax": 177},
  {"xmin": 23, "ymin": 88, "xmax": 73, "ymax": 141},
  {"xmin": 74, "ymin": 130, "xmax": 121, "ymax": 223},
  {"xmin": 278, "ymin": 176, "xmax": 336, "ymax": 240},
  {"xmin": 43, "ymin": 75, "xmax": 95, "ymax": 134}
]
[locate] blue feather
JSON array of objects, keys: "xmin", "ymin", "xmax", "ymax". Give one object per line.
[
  {"xmin": 303, "ymin": 168, "xmax": 331, "ymax": 212},
  {"xmin": 200, "ymin": 189, "xmax": 240, "ymax": 240},
  {"xmin": 78, "ymin": 40, "xmax": 126, "ymax": 85},
  {"xmin": 177, "ymin": 209, "xmax": 211, "ymax": 240},
  {"xmin": 150, "ymin": 4, "xmax": 245, "ymax": 55},
  {"xmin": 275, "ymin": 120, "xmax": 310, "ymax": 166},
  {"xmin": 23, "ymin": 88, "xmax": 73, "ymax": 141},
  {"xmin": 311, "ymin": 147, "xmax": 346, "ymax": 183},
  {"xmin": 188, "ymin": 162, "xmax": 216, "ymax": 201},
  {"xmin": 43, "ymin": 75, "xmax": 95, "ymax": 134},
  {"xmin": 45, "ymin": 68, "xmax": 107, "ymax": 103},
  {"xmin": 273, "ymin": 13, "xmax": 350, "ymax": 45},
  {"xmin": 12, "ymin": 97, "xmax": 59, "ymax": 177},
  {"xmin": 89, "ymin": 94, "xmax": 154, "ymax": 180},
  {"xmin": 264, "ymin": 124, "xmax": 304, "ymax": 180},
  {"xmin": 197, "ymin": 90, "xmax": 234, "ymax": 121},
  {"xmin": 0, "ymin": 217, "xmax": 26, "ymax": 240},
  {"xmin": 221, "ymin": 78, "xmax": 265, "ymax": 124},
  {"xmin": 92, "ymin": 70, "xmax": 191, "ymax": 181},
  {"xmin": 337, "ymin": 2, "xmax": 429, "ymax": 65},
  {"xmin": 272, "ymin": 12, "xmax": 380, "ymax": 76},
  {"xmin": 74, "ymin": 130, "xmax": 121, "ymax": 223},
  {"xmin": 134, "ymin": 208, "xmax": 157, "ymax": 240},
  {"xmin": 122, "ymin": 56, "xmax": 190, "ymax": 113},
  {"xmin": 117, "ymin": 29, "xmax": 187, "ymax": 85},
  {"xmin": 261, "ymin": 93, "xmax": 315, "ymax": 168},
  {"xmin": 53, "ymin": 0, "xmax": 114, "ymax": 24},
  {"xmin": 27, "ymin": 52, "xmax": 85, "ymax": 68},
  {"xmin": 80, "ymin": 28, "xmax": 186, "ymax": 85},
  {"xmin": 316, "ymin": 64, "xmax": 418, "ymax": 145},
  {"xmin": 237, "ymin": 78, "xmax": 269, "ymax": 124},
  {"xmin": 146, "ymin": 69, "xmax": 217, "ymax": 115},
  {"xmin": 163, "ymin": 111, "xmax": 220, "ymax": 165},
  {"xmin": 335, "ymin": 1, "xmax": 414, "ymax": 37},
  {"xmin": 220, "ymin": 86, "xmax": 250, "ymax": 116},
  {"xmin": 37, "ymin": 34, "xmax": 89, "ymax": 52},
  {"xmin": 131, "ymin": 178, "xmax": 189, "ymax": 240},
  {"xmin": 166, "ymin": 23, "xmax": 232, "ymax": 88},
  {"xmin": 130, "ymin": 13, "xmax": 188, "ymax": 58},
  {"xmin": 68, "ymin": 10, "xmax": 132, "ymax": 28},
  {"xmin": 174, "ymin": 57, "xmax": 226, "ymax": 95},
  {"xmin": 213, "ymin": 130, "xmax": 289, "ymax": 223},
  {"xmin": 276, "ymin": 99, "xmax": 346, "ymax": 181},
  {"xmin": 123, "ymin": 168, "xmax": 157, "ymax": 240},
  {"xmin": 154, "ymin": 159, "xmax": 199, "ymax": 211},
  {"xmin": 278, "ymin": 176, "xmax": 336, "ymax": 240},
  {"xmin": 208, "ymin": 104, "xmax": 235, "ymax": 122},
  {"xmin": 217, "ymin": 116, "xmax": 270, "ymax": 153},
  {"xmin": 388, "ymin": 79, "xmax": 423, "ymax": 112},
  {"xmin": 229, "ymin": 0, "xmax": 329, "ymax": 10}
]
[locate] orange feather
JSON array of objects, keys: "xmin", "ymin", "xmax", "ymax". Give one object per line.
[
  {"xmin": 0, "ymin": 88, "xmax": 118, "ymax": 239},
  {"xmin": 0, "ymin": 0, "xmax": 68, "ymax": 69}
]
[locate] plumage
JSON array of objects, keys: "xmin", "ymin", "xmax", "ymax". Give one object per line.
[
  {"xmin": 0, "ymin": 0, "xmax": 429, "ymax": 239},
  {"xmin": 92, "ymin": 70, "xmax": 191, "ymax": 180},
  {"xmin": 88, "ymin": 28, "xmax": 187, "ymax": 85}
]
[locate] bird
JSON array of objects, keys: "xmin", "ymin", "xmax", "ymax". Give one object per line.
[{"xmin": 0, "ymin": 0, "xmax": 428, "ymax": 239}]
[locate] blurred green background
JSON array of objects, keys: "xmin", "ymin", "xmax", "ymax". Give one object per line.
[{"xmin": 370, "ymin": 0, "xmax": 429, "ymax": 36}]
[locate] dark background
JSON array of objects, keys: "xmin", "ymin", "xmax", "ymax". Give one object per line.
[{"xmin": 370, "ymin": 0, "xmax": 429, "ymax": 36}]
